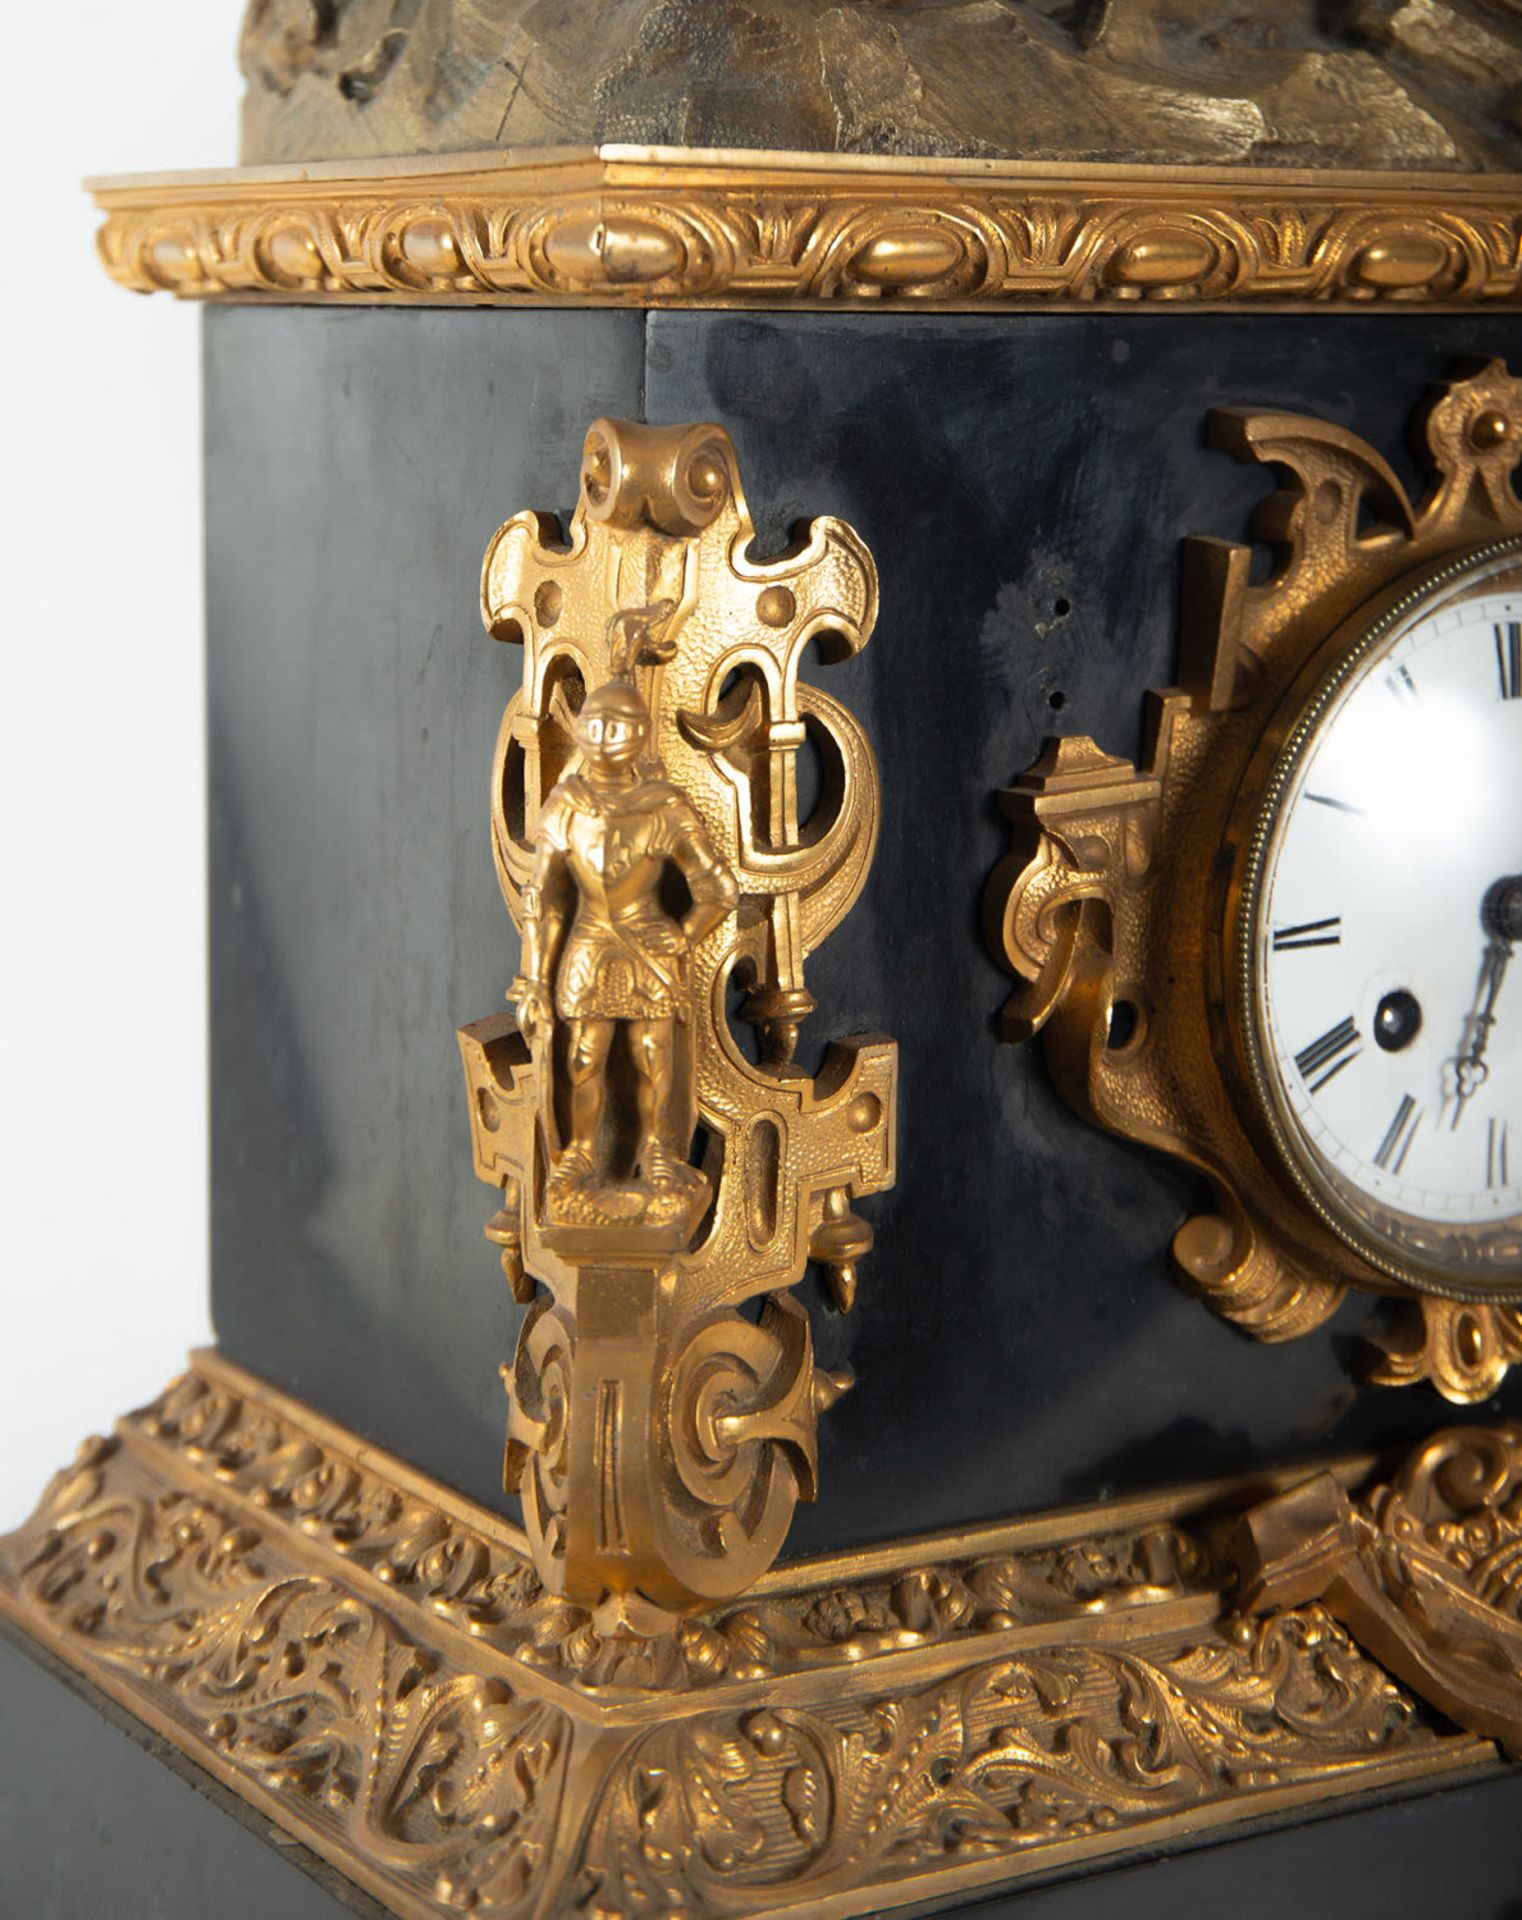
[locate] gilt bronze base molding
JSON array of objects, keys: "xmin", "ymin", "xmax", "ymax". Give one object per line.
[{"xmin": 4, "ymin": 1351, "xmax": 1519, "ymax": 1920}]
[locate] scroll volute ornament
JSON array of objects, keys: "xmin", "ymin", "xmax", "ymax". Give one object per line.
[
  {"xmin": 1236, "ymin": 1423, "xmax": 1522, "ymax": 1758},
  {"xmin": 986, "ymin": 359, "xmax": 1522, "ymax": 1396},
  {"xmin": 459, "ymin": 420, "xmax": 896, "ymax": 1630}
]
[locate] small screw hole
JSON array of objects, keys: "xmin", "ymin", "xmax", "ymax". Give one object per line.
[
  {"xmin": 1053, "ymin": 597, "xmax": 1072, "ymax": 618},
  {"xmin": 1048, "ymin": 690, "xmax": 1066, "ymax": 711},
  {"xmin": 1107, "ymin": 999, "xmax": 1140, "ymax": 1050}
]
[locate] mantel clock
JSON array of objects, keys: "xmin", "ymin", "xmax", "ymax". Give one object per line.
[
  {"xmin": 9, "ymin": 3, "xmax": 1522, "ymax": 1917},
  {"xmin": 990, "ymin": 358, "xmax": 1522, "ymax": 1402}
]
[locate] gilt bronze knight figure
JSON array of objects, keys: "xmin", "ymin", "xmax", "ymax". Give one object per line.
[
  {"xmin": 514, "ymin": 619, "xmax": 739, "ymax": 1246},
  {"xmin": 456, "ymin": 418, "xmax": 897, "ymax": 1618}
]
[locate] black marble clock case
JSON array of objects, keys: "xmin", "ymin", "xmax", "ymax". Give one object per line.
[{"xmin": 205, "ymin": 305, "xmax": 1522, "ymax": 1558}]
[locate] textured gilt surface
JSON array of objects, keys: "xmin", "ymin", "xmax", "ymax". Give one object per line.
[
  {"xmin": 458, "ymin": 421, "xmax": 895, "ymax": 1624},
  {"xmin": 0, "ymin": 1354, "xmax": 1498, "ymax": 1920},
  {"xmin": 235, "ymin": 0, "xmax": 1522, "ymax": 173},
  {"xmin": 90, "ymin": 148, "xmax": 1522, "ymax": 310},
  {"xmin": 988, "ymin": 358, "xmax": 1522, "ymax": 1396},
  {"xmin": 1369, "ymin": 1297, "xmax": 1522, "ymax": 1400},
  {"xmin": 1238, "ymin": 1421, "xmax": 1522, "ymax": 1757}
]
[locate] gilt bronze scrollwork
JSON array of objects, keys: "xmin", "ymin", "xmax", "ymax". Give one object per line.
[
  {"xmin": 459, "ymin": 419, "xmax": 897, "ymax": 1628},
  {"xmin": 987, "ymin": 359, "xmax": 1522, "ymax": 1400},
  {"xmin": 1237, "ymin": 1421, "xmax": 1522, "ymax": 1758}
]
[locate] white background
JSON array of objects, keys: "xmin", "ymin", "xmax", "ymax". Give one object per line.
[{"xmin": 1, "ymin": 6, "xmax": 243, "ymax": 1525}]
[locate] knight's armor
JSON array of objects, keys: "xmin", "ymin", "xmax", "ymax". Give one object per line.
[{"xmin": 536, "ymin": 775, "xmax": 735, "ymax": 1021}]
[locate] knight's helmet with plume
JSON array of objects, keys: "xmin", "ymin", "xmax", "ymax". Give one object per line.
[{"xmin": 571, "ymin": 599, "xmax": 679, "ymax": 772}]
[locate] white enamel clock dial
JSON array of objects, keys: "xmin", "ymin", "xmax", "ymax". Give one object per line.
[{"xmin": 1245, "ymin": 554, "xmax": 1522, "ymax": 1293}]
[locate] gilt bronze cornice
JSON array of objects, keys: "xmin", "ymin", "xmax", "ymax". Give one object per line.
[
  {"xmin": 5, "ymin": 1350, "xmax": 1520, "ymax": 1920},
  {"xmin": 89, "ymin": 146, "xmax": 1522, "ymax": 311}
]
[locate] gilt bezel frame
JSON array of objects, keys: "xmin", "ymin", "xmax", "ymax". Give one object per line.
[{"xmin": 1230, "ymin": 537, "xmax": 1522, "ymax": 1303}]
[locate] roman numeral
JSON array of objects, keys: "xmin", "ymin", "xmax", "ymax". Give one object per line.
[
  {"xmin": 1373, "ymin": 1094, "xmax": 1421, "ymax": 1174},
  {"xmin": 1496, "ymin": 620, "xmax": 1522, "ymax": 700},
  {"xmin": 1489, "ymin": 1117, "xmax": 1512, "ymax": 1190},
  {"xmin": 1295, "ymin": 1015, "xmax": 1361, "ymax": 1093},
  {"xmin": 1385, "ymin": 663, "xmax": 1421, "ymax": 706},
  {"xmin": 1272, "ymin": 915, "xmax": 1342, "ymax": 952}
]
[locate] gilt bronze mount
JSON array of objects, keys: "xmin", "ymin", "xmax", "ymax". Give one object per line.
[
  {"xmin": 7, "ymin": 1351, "xmax": 1521, "ymax": 1920},
  {"xmin": 1236, "ymin": 1419, "xmax": 1522, "ymax": 1760},
  {"xmin": 458, "ymin": 419, "xmax": 896, "ymax": 1630},
  {"xmin": 987, "ymin": 358, "xmax": 1522, "ymax": 1402}
]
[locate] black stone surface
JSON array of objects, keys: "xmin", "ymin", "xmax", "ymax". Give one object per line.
[
  {"xmin": 954, "ymin": 1770, "xmax": 1522, "ymax": 1920},
  {"xmin": 205, "ymin": 306, "xmax": 1522, "ymax": 1557},
  {"xmin": 205, "ymin": 309, "xmax": 646, "ymax": 1498}
]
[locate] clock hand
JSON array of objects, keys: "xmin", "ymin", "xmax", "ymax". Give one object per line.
[
  {"xmin": 1448, "ymin": 875, "xmax": 1522, "ymax": 1126},
  {"xmin": 1450, "ymin": 943, "xmax": 1508, "ymax": 1119}
]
